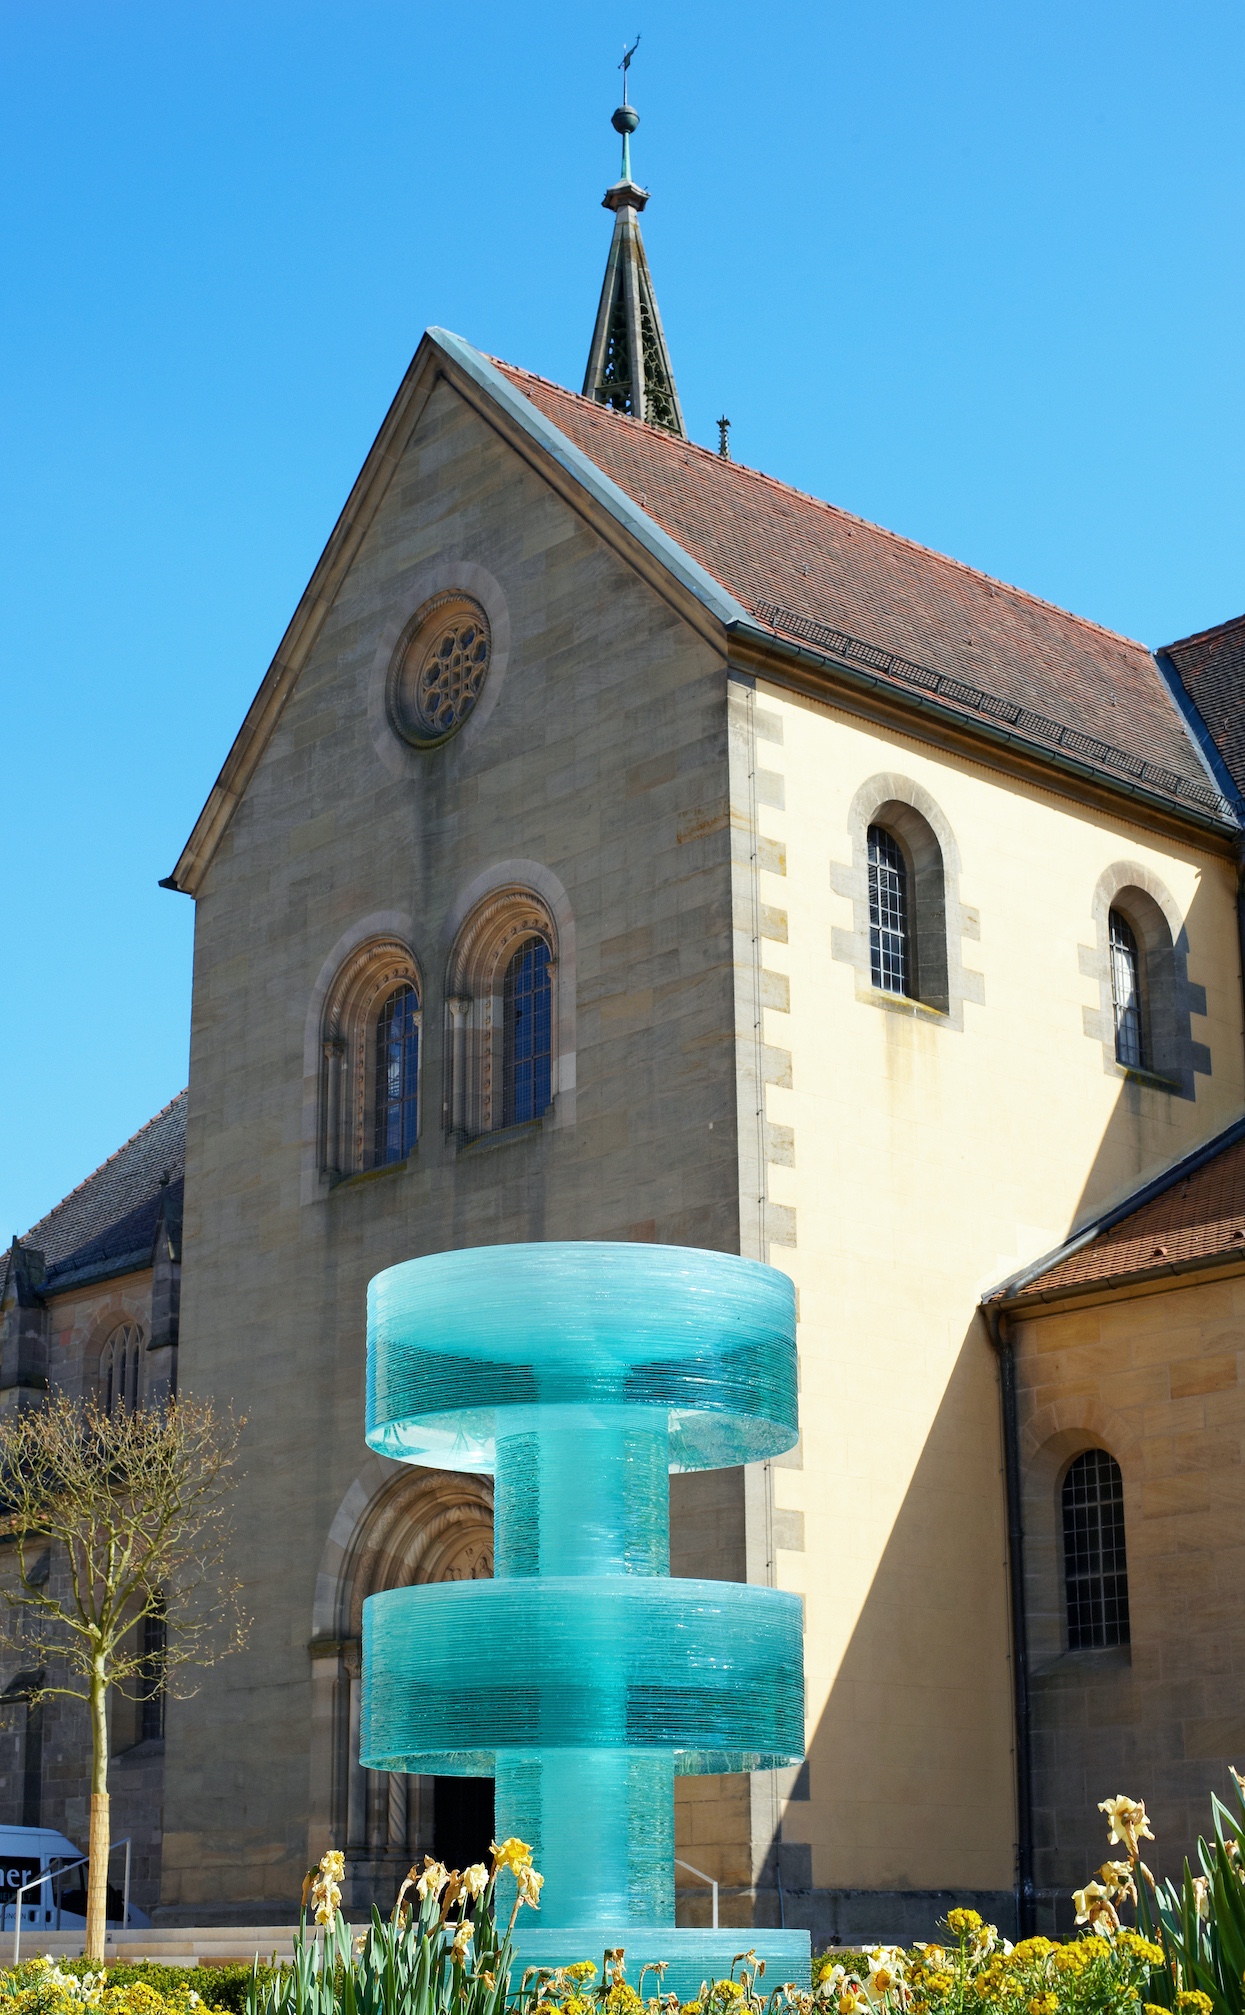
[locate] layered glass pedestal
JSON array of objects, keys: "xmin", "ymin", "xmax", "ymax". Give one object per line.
[{"xmin": 361, "ymin": 1242, "xmax": 810, "ymax": 1995}]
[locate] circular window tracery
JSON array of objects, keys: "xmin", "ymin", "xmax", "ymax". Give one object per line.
[{"xmin": 388, "ymin": 594, "xmax": 492, "ymax": 748}]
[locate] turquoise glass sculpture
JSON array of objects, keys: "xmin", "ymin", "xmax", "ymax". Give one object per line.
[{"xmin": 361, "ymin": 1242, "xmax": 810, "ymax": 1993}]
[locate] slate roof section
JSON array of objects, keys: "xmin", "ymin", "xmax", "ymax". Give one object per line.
[
  {"xmin": 15, "ymin": 1091, "xmax": 187, "ymax": 1293},
  {"xmin": 492, "ymin": 361, "xmax": 1232, "ymax": 822},
  {"xmin": 1161, "ymin": 613, "xmax": 1245, "ymax": 809},
  {"xmin": 993, "ymin": 1115, "xmax": 1245, "ymax": 1305}
]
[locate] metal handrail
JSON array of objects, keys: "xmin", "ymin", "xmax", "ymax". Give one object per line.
[
  {"xmin": 8, "ymin": 1837, "xmax": 132, "ymax": 1966},
  {"xmin": 674, "ymin": 1856, "xmax": 719, "ymax": 1930}
]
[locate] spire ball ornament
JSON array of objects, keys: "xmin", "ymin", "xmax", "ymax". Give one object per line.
[{"xmin": 611, "ymin": 103, "xmax": 640, "ymax": 137}]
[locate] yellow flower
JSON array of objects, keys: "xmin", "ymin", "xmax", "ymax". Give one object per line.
[
  {"xmin": 1072, "ymin": 1881, "xmax": 1119, "ymax": 1932},
  {"xmin": 462, "ymin": 1862, "xmax": 490, "ymax": 1899},
  {"xmin": 450, "ymin": 1922, "xmax": 474, "ymax": 1964},
  {"xmin": 492, "ymin": 1836, "xmax": 533, "ymax": 1875},
  {"xmin": 947, "ymin": 1909, "xmax": 984, "ymax": 1939},
  {"xmin": 1175, "ymin": 1996, "xmax": 1213, "ymax": 2015},
  {"xmin": 1008, "ymin": 1940, "xmax": 1054, "ymax": 1966},
  {"xmin": 1051, "ymin": 1947, "xmax": 1090, "ymax": 1976},
  {"xmin": 517, "ymin": 1865, "xmax": 545, "ymax": 1909},
  {"xmin": 568, "ymin": 1965, "xmax": 598, "ymax": 1984},
  {"xmin": 1027, "ymin": 1998, "xmax": 1057, "ymax": 2015},
  {"xmin": 416, "ymin": 1857, "xmax": 450, "ymax": 1901},
  {"xmin": 1098, "ymin": 1796, "xmax": 1155, "ymax": 1857},
  {"xmin": 1114, "ymin": 1931, "xmax": 1163, "ymax": 1967}
]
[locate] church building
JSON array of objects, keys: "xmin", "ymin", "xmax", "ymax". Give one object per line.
[{"xmin": 5, "ymin": 96, "xmax": 1245, "ymax": 1945}]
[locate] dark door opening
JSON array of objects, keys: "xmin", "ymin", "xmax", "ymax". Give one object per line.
[{"xmin": 432, "ymin": 1776, "xmax": 495, "ymax": 1871}]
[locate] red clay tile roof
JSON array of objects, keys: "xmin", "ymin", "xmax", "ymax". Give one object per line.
[
  {"xmin": 1162, "ymin": 613, "xmax": 1245, "ymax": 808},
  {"xmin": 1004, "ymin": 1121, "xmax": 1245, "ymax": 1301},
  {"xmin": 494, "ymin": 362, "xmax": 1230, "ymax": 820}
]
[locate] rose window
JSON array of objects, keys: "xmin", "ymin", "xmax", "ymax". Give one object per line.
[{"xmin": 389, "ymin": 595, "xmax": 492, "ymax": 748}]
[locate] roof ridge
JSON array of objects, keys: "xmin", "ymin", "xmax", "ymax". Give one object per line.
[
  {"xmin": 22, "ymin": 1088, "xmax": 189, "ymax": 1245},
  {"xmin": 492, "ymin": 358, "xmax": 1154, "ymax": 662},
  {"xmin": 1160, "ymin": 610, "xmax": 1245, "ymax": 655}
]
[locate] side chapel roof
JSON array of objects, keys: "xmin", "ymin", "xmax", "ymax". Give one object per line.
[
  {"xmin": 6, "ymin": 1091, "xmax": 187, "ymax": 1299},
  {"xmin": 1159, "ymin": 612, "xmax": 1245, "ymax": 814},
  {"xmin": 986, "ymin": 1114, "xmax": 1245, "ymax": 1308}
]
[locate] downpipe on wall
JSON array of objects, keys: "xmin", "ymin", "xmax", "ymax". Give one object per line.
[{"xmin": 985, "ymin": 1303, "xmax": 1036, "ymax": 1938}]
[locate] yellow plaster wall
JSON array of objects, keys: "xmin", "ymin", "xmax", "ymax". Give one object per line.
[{"xmin": 733, "ymin": 679, "xmax": 1244, "ymax": 1897}]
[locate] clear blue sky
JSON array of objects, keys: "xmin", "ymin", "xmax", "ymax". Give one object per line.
[{"xmin": 2, "ymin": 0, "xmax": 1242, "ymax": 1238}]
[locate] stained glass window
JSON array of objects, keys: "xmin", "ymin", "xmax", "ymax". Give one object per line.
[
  {"xmin": 1063, "ymin": 1448, "xmax": 1130, "ymax": 1650},
  {"xmin": 100, "ymin": 1323, "xmax": 143, "ymax": 1416},
  {"xmin": 373, "ymin": 983, "xmax": 419, "ymax": 1165},
  {"xmin": 502, "ymin": 938, "xmax": 552, "ymax": 1127},
  {"xmin": 1110, "ymin": 909, "xmax": 1144, "ymax": 1069},
  {"xmin": 868, "ymin": 825, "xmax": 909, "ymax": 995}
]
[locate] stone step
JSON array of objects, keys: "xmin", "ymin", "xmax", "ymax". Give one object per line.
[{"xmin": 3, "ymin": 1928, "xmax": 312, "ymax": 1966}]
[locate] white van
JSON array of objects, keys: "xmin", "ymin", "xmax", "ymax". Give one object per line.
[{"xmin": 0, "ymin": 1827, "xmax": 151, "ymax": 1931}]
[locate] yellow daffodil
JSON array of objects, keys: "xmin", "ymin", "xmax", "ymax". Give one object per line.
[
  {"xmin": 1072, "ymin": 1879, "xmax": 1120, "ymax": 1932},
  {"xmin": 492, "ymin": 1836, "xmax": 533, "ymax": 1875},
  {"xmin": 1098, "ymin": 1795, "xmax": 1155, "ymax": 1858},
  {"xmin": 462, "ymin": 1862, "xmax": 489, "ymax": 1899},
  {"xmin": 450, "ymin": 1921, "xmax": 473, "ymax": 1964},
  {"xmin": 416, "ymin": 1857, "xmax": 450, "ymax": 1901},
  {"xmin": 518, "ymin": 1865, "xmax": 545, "ymax": 1908}
]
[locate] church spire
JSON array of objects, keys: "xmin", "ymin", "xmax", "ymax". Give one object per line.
[{"xmin": 582, "ymin": 41, "xmax": 687, "ymax": 439}]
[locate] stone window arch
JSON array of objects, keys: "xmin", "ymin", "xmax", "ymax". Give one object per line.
[
  {"xmin": 1082, "ymin": 865, "xmax": 1209, "ymax": 1098},
  {"xmin": 445, "ymin": 888, "xmax": 559, "ymax": 1140},
  {"xmin": 99, "ymin": 1321, "xmax": 144, "ymax": 1416},
  {"xmin": 1019, "ymin": 1402, "xmax": 1140, "ymax": 1671},
  {"xmin": 832, "ymin": 775, "xmax": 983, "ymax": 1027},
  {"xmin": 321, "ymin": 938, "xmax": 423, "ymax": 1180},
  {"xmin": 308, "ymin": 1463, "xmax": 494, "ymax": 1900}
]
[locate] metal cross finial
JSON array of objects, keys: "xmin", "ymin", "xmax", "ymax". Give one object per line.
[
  {"xmin": 717, "ymin": 416, "xmax": 732, "ymax": 460},
  {"xmin": 619, "ymin": 33, "xmax": 641, "ymax": 104}
]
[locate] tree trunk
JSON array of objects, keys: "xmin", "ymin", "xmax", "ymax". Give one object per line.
[{"xmin": 86, "ymin": 1667, "xmax": 109, "ymax": 1961}]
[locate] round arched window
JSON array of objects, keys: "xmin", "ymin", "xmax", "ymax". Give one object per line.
[{"xmin": 387, "ymin": 594, "xmax": 491, "ymax": 748}]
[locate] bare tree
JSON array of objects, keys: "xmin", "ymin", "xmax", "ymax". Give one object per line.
[{"xmin": 0, "ymin": 1394, "xmax": 248, "ymax": 1958}]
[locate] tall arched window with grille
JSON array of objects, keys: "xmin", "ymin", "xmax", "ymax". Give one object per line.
[
  {"xmin": 1109, "ymin": 909, "xmax": 1145, "ymax": 1069},
  {"xmin": 1063, "ymin": 1448, "xmax": 1130, "ymax": 1649},
  {"xmin": 100, "ymin": 1323, "xmax": 143, "ymax": 1416},
  {"xmin": 373, "ymin": 982, "xmax": 420, "ymax": 1166},
  {"xmin": 502, "ymin": 937, "xmax": 552, "ymax": 1127},
  {"xmin": 867, "ymin": 825, "xmax": 909, "ymax": 995}
]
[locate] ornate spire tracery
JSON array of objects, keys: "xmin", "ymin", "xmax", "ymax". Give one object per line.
[{"xmin": 582, "ymin": 49, "xmax": 686, "ymax": 439}]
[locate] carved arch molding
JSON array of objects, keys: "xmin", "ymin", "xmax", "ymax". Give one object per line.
[
  {"xmin": 321, "ymin": 936, "xmax": 423, "ymax": 1178},
  {"xmin": 309, "ymin": 1467, "xmax": 493, "ymax": 1885},
  {"xmin": 445, "ymin": 885, "xmax": 558, "ymax": 1138}
]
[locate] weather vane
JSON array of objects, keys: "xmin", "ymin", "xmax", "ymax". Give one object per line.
[{"xmin": 619, "ymin": 34, "xmax": 640, "ymax": 104}]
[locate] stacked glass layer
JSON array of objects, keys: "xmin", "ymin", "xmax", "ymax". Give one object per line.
[{"xmin": 361, "ymin": 1242, "xmax": 810, "ymax": 1988}]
